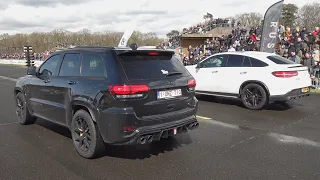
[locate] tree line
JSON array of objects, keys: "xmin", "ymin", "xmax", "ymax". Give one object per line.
[{"xmin": 0, "ymin": 29, "xmax": 163, "ymax": 54}]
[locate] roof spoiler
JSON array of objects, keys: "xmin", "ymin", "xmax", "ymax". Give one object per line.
[{"xmin": 116, "ymin": 49, "xmax": 175, "ymax": 56}]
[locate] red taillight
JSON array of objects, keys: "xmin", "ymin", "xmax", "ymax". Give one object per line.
[
  {"xmin": 148, "ymin": 52, "xmax": 158, "ymax": 55},
  {"xmin": 109, "ymin": 84, "xmax": 149, "ymax": 98},
  {"xmin": 188, "ymin": 79, "xmax": 196, "ymax": 87},
  {"xmin": 123, "ymin": 126, "xmax": 136, "ymax": 132},
  {"xmin": 272, "ymin": 71, "xmax": 298, "ymax": 78},
  {"xmin": 187, "ymin": 79, "xmax": 196, "ymax": 92}
]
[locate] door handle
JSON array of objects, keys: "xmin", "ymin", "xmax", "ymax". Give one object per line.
[
  {"xmin": 212, "ymin": 71, "xmax": 218, "ymax": 73},
  {"xmin": 68, "ymin": 80, "xmax": 77, "ymax": 85},
  {"xmin": 240, "ymin": 72, "xmax": 247, "ymax": 74}
]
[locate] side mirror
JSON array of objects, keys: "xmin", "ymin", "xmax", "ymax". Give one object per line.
[
  {"xmin": 196, "ymin": 63, "xmax": 202, "ymax": 69},
  {"xmin": 27, "ymin": 66, "xmax": 37, "ymax": 75},
  {"xmin": 39, "ymin": 69, "xmax": 52, "ymax": 80}
]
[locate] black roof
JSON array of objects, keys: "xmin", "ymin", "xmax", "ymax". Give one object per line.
[{"xmin": 50, "ymin": 45, "xmax": 174, "ymax": 56}]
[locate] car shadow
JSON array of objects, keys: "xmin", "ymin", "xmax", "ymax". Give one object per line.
[
  {"xmin": 35, "ymin": 118, "xmax": 72, "ymax": 138},
  {"xmin": 196, "ymin": 95, "xmax": 294, "ymax": 111},
  {"xmin": 104, "ymin": 135, "xmax": 193, "ymax": 160},
  {"xmin": 35, "ymin": 118, "xmax": 193, "ymax": 159}
]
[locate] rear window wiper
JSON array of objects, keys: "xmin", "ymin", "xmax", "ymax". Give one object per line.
[{"xmin": 166, "ymin": 72, "xmax": 183, "ymax": 77}]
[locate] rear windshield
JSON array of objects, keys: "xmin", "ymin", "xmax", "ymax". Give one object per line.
[
  {"xmin": 267, "ymin": 55, "xmax": 295, "ymax": 64},
  {"xmin": 118, "ymin": 54, "xmax": 190, "ymax": 80}
]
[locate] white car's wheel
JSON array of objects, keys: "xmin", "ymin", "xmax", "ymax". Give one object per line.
[{"xmin": 240, "ymin": 83, "xmax": 268, "ymax": 110}]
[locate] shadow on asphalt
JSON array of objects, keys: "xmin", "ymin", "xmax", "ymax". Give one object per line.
[
  {"xmin": 104, "ymin": 136, "xmax": 192, "ymax": 159},
  {"xmin": 35, "ymin": 118, "xmax": 192, "ymax": 159},
  {"xmin": 36, "ymin": 118, "xmax": 72, "ymax": 138},
  {"xmin": 196, "ymin": 95, "xmax": 294, "ymax": 111}
]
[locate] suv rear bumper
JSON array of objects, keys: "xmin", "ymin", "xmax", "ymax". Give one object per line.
[
  {"xmin": 97, "ymin": 103, "xmax": 198, "ymax": 145},
  {"xmin": 269, "ymin": 86, "xmax": 311, "ymax": 102},
  {"xmin": 115, "ymin": 116, "xmax": 198, "ymax": 145}
]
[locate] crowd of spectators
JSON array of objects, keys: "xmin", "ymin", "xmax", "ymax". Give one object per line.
[
  {"xmin": 277, "ymin": 26, "xmax": 320, "ymax": 88},
  {"xmin": 182, "ymin": 18, "xmax": 232, "ymax": 34},
  {"xmin": 182, "ymin": 25, "xmax": 262, "ymax": 65}
]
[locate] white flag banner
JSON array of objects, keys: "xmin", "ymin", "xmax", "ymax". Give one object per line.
[{"xmin": 118, "ymin": 24, "xmax": 136, "ymax": 47}]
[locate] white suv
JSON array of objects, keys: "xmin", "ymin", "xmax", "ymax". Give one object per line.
[{"xmin": 185, "ymin": 51, "xmax": 312, "ymax": 110}]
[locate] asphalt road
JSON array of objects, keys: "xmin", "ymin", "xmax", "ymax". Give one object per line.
[{"xmin": 0, "ymin": 64, "xmax": 320, "ymax": 180}]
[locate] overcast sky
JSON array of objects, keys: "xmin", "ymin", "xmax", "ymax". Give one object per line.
[{"xmin": 0, "ymin": 0, "xmax": 318, "ymax": 37}]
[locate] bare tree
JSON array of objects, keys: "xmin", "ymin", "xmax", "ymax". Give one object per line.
[
  {"xmin": 234, "ymin": 12, "xmax": 263, "ymax": 28},
  {"xmin": 0, "ymin": 29, "xmax": 163, "ymax": 54},
  {"xmin": 203, "ymin": 12, "xmax": 213, "ymax": 21},
  {"xmin": 297, "ymin": 3, "xmax": 320, "ymax": 29}
]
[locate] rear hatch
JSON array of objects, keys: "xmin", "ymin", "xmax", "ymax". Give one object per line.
[
  {"xmin": 111, "ymin": 50, "xmax": 196, "ymax": 119},
  {"xmin": 267, "ymin": 55, "xmax": 311, "ymax": 88}
]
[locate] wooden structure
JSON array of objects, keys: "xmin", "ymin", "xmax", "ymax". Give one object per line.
[{"xmin": 180, "ymin": 27, "xmax": 233, "ymax": 55}]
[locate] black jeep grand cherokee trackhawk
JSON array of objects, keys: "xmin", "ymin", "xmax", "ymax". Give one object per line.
[{"xmin": 13, "ymin": 46, "xmax": 199, "ymax": 158}]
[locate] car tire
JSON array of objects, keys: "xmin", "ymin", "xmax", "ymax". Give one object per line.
[
  {"xmin": 240, "ymin": 83, "xmax": 268, "ymax": 110},
  {"xmin": 15, "ymin": 92, "xmax": 36, "ymax": 125},
  {"xmin": 70, "ymin": 110, "xmax": 106, "ymax": 159}
]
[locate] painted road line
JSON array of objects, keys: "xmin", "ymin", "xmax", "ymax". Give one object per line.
[
  {"xmin": 0, "ymin": 122, "xmax": 19, "ymax": 126},
  {"xmin": 200, "ymin": 119, "xmax": 240, "ymax": 130},
  {"xmin": 269, "ymin": 132, "xmax": 320, "ymax": 148},
  {"xmin": 196, "ymin": 115, "xmax": 211, "ymax": 120},
  {"xmin": 0, "ymin": 76, "xmax": 17, "ymax": 82},
  {"xmin": 196, "ymin": 115, "xmax": 240, "ymax": 130}
]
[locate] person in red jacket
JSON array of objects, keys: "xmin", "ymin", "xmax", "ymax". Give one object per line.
[
  {"xmin": 313, "ymin": 27, "xmax": 319, "ymax": 37},
  {"xmin": 249, "ymin": 33, "xmax": 257, "ymax": 42}
]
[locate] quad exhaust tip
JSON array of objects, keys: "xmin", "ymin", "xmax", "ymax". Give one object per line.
[
  {"xmin": 139, "ymin": 136, "xmax": 147, "ymax": 144},
  {"xmin": 137, "ymin": 135, "xmax": 153, "ymax": 144},
  {"xmin": 147, "ymin": 135, "xmax": 153, "ymax": 143},
  {"xmin": 187, "ymin": 122, "xmax": 199, "ymax": 130},
  {"xmin": 137, "ymin": 123, "xmax": 199, "ymax": 144}
]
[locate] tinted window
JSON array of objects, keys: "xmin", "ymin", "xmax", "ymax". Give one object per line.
[
  {"xmin": 250, "ymin": 57, "xmax": 268, "ymax": 67},
  {"xmin": 119, "ymin": 55, "xmax": 189, "ymax": 80},
  {"xmin": 267, "ymin": 55, "xmax": 295, "ymax": 64},
  {"xmin": 59, "ymin": 53, "xmax": 81, "ymax": 76},
  {"xmin": 201, "ymin": 55, "xmax": 228, "ymax": 68},
  {"xmin": 227, "ymin": 55, "xmax": 244, "ymax": 67},
  {"xmin": 242, "ymin": 57, "xmax": 251, "ymax": 67},
  {"xmin": 39, "ymin": 55, "xmax": 61, "ymax": 76},
  {"xmin": 81, "ymin": 53, "xmax": 107, "ymax": 77}
]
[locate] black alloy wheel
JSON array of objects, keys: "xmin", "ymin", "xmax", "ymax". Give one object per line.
[
  {"xmin": 73, "ymin": 116, "xmax": 92, "ymax": 153},
  {"xmin": 15, "ymin": 92, "xmax": 36, "ymax": 125},
  {"xmin": 71, "ymin": 110, "xmax": 105, "ymax": 159},
  {"xmin": 241, "ymin": 83, "xmax": 268, "ymax": 110}
]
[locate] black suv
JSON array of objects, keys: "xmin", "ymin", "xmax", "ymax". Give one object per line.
[{"xmin": 13, "ymin": 46, "xmax": 199, "ymax": 158}]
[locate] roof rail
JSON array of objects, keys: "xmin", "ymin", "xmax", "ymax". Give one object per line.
[
  {"xmin": 113, "ymin": 47, "xmax": 132, "ymax": 50},
  {"xmin": 137, "ymin": 46, "xmax": 157, "ymax": 50},
  {"xmin": 74, "ymin": 46, "xmax": 115, "ymax": 49}
]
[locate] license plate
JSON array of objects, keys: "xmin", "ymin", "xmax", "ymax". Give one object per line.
[
  {"xmin": 301, "ymin": 87, "xmax": 309, "ymax": 93},
  {"xmin": 157, "ymin": 89, "xmax": 182, "ymax": 99}
]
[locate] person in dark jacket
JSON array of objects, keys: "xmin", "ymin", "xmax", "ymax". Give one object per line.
[
  {"xmin": 289, "ymin": 51, "xmax": 301, "ymax": 64},
  {"xmin": 303, "ymin": 52, "xmax": 315, "ymax": 74}
]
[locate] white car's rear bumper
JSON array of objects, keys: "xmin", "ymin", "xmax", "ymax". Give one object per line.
[{"xmin": 269, "ymin": 86, "xmax": 311, "ymax": 102}]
